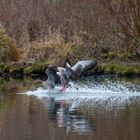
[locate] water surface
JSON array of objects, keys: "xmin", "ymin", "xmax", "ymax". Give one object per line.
[{"xmin": 0, "ymin": 76, "xmax": 140, "ymax": 140}]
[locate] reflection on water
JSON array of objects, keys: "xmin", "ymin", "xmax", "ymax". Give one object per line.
[
  {"xmin": 46, "ymin": 97, "xmax": 94, "ymax": 134},
  {"xmin": 0, "ymin": 76, "xmax": 140, "ymax": 140}
]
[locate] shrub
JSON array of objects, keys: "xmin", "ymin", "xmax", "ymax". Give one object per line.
[
  {"xmin": 0, "ymin": 25, "xmax": 20, "ymax": 63},
  {"xmin": 21, "ymin": 32, "xmax": 95, "ymax": 65}
]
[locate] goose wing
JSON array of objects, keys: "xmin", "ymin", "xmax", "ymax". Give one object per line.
[
  {"xmin": 45, "ymin": 68, "xmax": 60, "ymax": 85},
  {"xmin": 72, "ymin": 60, "xmax": 97, "ymax": 76},
  {"xmin": 57, "ymin": 65, "xmax": 75, "ymax": 84},
  {"xmin": 56, "ymin": 67, "xmax": 69, "ymax": 85}
]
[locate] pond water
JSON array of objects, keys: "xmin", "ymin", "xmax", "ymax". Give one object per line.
[{"xmin": 0, "ymin": 75, "xmax": 140, "ymax": 140}]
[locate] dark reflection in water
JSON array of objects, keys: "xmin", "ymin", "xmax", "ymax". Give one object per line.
[
  {"xmin": 0, "ymin": 76, "xmax": 140, "ymax": 140},
  {"xmin": 0, "ymin": 95, "xmax": 94, "ymax": 140},
  {"xmin": 46, "ymin": 97, "xmax": 94, "ymax": 134}
]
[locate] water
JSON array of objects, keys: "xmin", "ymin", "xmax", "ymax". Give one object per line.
[{"xmin": 0, "ymin": 75, "xmax": 140, "ymax": 140}]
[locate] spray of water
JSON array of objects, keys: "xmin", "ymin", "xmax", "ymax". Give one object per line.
[{"xmin": 21, "ymin": 77, "xmax": 140, "ymax": 110}]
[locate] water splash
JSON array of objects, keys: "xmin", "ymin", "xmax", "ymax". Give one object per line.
[
  {"xmin": 20, "ymin": 77, "xmax": 140, "ymax": 133},
  {"xmin": 22, "ymin": 78, "xmax": 140, "ymax": 107}
]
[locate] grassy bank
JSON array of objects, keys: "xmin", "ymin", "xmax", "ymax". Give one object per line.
[
  {"xmin": 0, "ymin": 61, "xmax": 140, "ymax": 78},
  {"xmin": 95, "ymin": 62, "xmax": 140, "ymax": 76},
  {"xmin": 0, "ymin": 27, "xmax": 139, "ymax": 78},
  {"xmin": 0, "ymin": 61, "xmax": 48, "ymax": 77}
]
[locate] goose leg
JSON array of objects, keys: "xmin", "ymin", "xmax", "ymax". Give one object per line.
[{"xmin": 59, "ymin": 84, "xmax": 68, "ymax": 92}]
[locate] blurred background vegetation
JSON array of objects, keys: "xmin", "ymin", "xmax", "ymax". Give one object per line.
[
  {"xmin": 0, "ymin": 0, "xmax": 139, "ymax": 64},
  {"xmin": 0, "ymin": 25, "xmax": 20, "ymax": 63}
]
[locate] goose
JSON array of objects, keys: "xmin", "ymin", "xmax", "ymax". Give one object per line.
[{"xmin": 44, "ymin": 60, "xmax": 97, "ymax": 91}]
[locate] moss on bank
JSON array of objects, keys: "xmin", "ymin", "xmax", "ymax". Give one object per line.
[
  {"xmin": 96, "ymin": 62, "xmax": 140, "ymax": 76},
  {"xmin": 0, "ymin": 61, "xmax": 140, "ymax": 77},
  {"xmin": 0, "ymin": 61, "xmax": 48, "ymax": 77},
  {"xmin": 24, "ymin": 62, "xmax": 48, "ymax": 75}
]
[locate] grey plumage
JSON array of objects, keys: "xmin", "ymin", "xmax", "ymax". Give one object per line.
[
  {"xmin": 44, "ymin": 60, "xmax": 97, "ymax": 90},
  {"xmin": 72, "ymin": 60, "xmax": 97, "ymax": 76},
  {"xmin": 43, "ymin": 67, "xmax": 60, "ymax": 89}
]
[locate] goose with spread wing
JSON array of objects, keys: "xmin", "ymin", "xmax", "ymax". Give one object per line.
[{"xmin": 44, "ymin": 60, "xmax": 97, "ymax": 91}]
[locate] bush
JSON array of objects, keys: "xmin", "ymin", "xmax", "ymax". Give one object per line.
[
  {"xmin": 21, "ymin": 32, "xmax": 96, "ymax": 65},
  {"xmin": 0, "ymin": 25, "xmax": 20, "ymax": 63}
]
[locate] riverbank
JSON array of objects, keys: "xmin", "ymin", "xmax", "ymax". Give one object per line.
[
  {"xmin": 0, "ymin": 61, "xmax": 140, "ymax": 78},
  {"xmin": 93, "ymin": 61, "xmax": 140, "ymax": 76}
]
